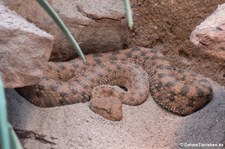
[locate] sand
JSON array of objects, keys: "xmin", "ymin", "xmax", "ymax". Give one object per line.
[{"xmin": 6, "ymin": 79, "xmax": 225, "ymax": 149}]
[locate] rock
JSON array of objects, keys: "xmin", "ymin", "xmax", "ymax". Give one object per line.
[
  {"xmin": 190, "ymin": 3, "xmax": 225, "ymax": 59},
  {"xmin": 89, "ymin": 97, "xmax": 123, "ymax": 121},
  {"xmin": 0, "ymin": 4, "xmax": 53, "ymax": 88},
  {"xmin": 5, "ymin": 0, "xmax": 128, "ymax": 61}
]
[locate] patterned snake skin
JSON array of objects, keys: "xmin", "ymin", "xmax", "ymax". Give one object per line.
[{"xmin": 17, "ymin": 47, "xmax": 213, "ymax": 116}]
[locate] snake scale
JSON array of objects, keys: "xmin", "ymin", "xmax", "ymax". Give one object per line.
[{"xmin": 17, "ymin": 47, "xmax": 213, "ymax": 116}]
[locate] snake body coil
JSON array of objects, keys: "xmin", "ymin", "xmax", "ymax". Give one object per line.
[{"xmin": 17, "ymin": 47, "xmax": 212, "ymax": 116}]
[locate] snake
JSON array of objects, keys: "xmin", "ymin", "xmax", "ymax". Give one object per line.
[{"xmin": 17, "ymin": 47, "xmax": 213, "ymax": 116}]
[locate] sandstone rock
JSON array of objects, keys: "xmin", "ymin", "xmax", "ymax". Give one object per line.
[
  {"xmin": 190, "ymin": 3, "xmax": 225, "ymax": 59},
  {"xmin": 0, "ymin": 4, "xmax": 53, "ymax": 88},
  {"xmin": 89, "ymin": 97, "xmax": 123, "ymax": 121},
  {"xmin": 6, "ymin": 0, "xmax": 128, "ymax": 61}
]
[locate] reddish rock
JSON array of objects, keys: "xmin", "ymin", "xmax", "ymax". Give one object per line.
[
  {"xmin": 6, "ymin": 0, "xmax": 128, "ymax": 61},
  {"xmin": 190, "ymin": 3, "xmax": 225, "ymax": 60},
  {"xmin": 0, "ymin": 5, "xmax": 53, "ymax": 88}
]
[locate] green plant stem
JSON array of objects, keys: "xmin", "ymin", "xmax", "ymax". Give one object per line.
[
  {"xmin": 0, "ymin": 77, "xmax": 10, "ymax": 149},
  {"xmin": 124, "ymin": 0, "xmax": 134, "ymax": 29},
  {"xmin": 9, "ymin": 124, "xmax": 23, "ymax": 149},
  {"xmin": 0, "ymin": 77, "xmax": 23, "ymax": 149},
  {"xmin": 36, "ymin": 0, "xmax": 86, "ymax": 62}
]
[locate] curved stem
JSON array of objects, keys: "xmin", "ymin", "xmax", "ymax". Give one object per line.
[
  {"xmin": 124, "ymin": 0, "xmax": 134, "ymax": 29},
  {"xmin": 36, "ymin": 0, "xmax": 86, "ymax": 62}
]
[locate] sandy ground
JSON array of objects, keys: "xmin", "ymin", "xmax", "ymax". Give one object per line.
[
  {"xmin": 128, "ymin": 1, "xmax": 225, "ymax": 86},
  {"xmin": 6, "ymin": 79, "xmax": 225, "ymax": 149}
]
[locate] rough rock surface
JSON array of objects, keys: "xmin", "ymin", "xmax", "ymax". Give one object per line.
[
  {"xmin": 90, "ymin": 97, "xmax": 123, "ymax": 121},
  {"xmin": 190, "ymin": 3, "xmax": 225, "ymax": 60},
  {"xmin": 0, "ymin": 4, "xmax": 53, "ymax": 88},
  {"xmin": 6, "ymin": 0, "xmax": 128, "ymax": 61},
  {"xmin": 188, "ymin": 3, "xmax": 225, "ymax": 85}
]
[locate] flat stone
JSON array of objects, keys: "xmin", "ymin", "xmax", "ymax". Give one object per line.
[
  {"xmin": 190, "ymin": 3, "xmax": 225, "ymax": 60},
  {"xmin": 5, "ymin": 0, "xmax": 128, "ymax": 61},
  {"xmin": 89, "ymin": 97, "xmax": 123, "ymax": 121},
  {"xmin": 0, "ymin": 4, "xmax": 53, "ymax": 88}
]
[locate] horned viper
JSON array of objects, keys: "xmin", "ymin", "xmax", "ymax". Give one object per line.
[{"xmin": 17, "ymin": 47, "xmax": 212, "ymax": 116}]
